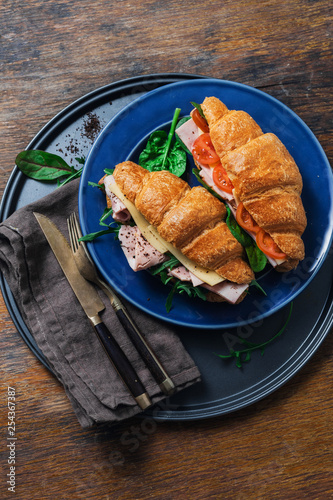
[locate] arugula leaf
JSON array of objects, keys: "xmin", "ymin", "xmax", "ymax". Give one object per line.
[
  {"xmin": 190, "ymin": 102, "xmax": 206, "ymax": 119},
  {"xmin": 16, "ymin": 150, "xmax": 74, "ymax": 181},
  {"xmin": 216, "ymin": 302, "xmax": 293, "ymax": 367},
  {"xmin": 79, "ymin": 227, "xmax": 119, "ymax": 242},
  {"xmin": 150, "ymin": 253, "xmax": 207, "ymax": 312},
  {"xmin": 165, "ymin": 279, "xmax": 207, "ymax": 313},
  {"xmin": 250, "ymin": 279, "xmax": 267, "ymax": 296},
  {"xmin": 58, "ymin": 167, "xmax": 83, "ymax": 187},
  {"xmin": 139, "ymin": 108, "xmax": 187, "ymax": 177},
  {"xmin": 225, "ymin": 205, "xmax": 267, "ymax": 273},
  {"xmin": 150, "ymin": 254, "xmax": 180, "ymax": 275},
  {"xmin": 99, "ymin": 207, "xmax": 114, "ymax": 223},
  {"xmin": 88, "ymin": 181, "xmax": 104, "ymax": 190}
]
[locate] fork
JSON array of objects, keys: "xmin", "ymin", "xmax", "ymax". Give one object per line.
[{"xmin": 67, "ymin": 212, "xmax": 175, "ymax": 396}]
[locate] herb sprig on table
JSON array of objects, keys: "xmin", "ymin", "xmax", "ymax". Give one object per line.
[{"xmin": 217, "ymin": 302, "xmax": 293, "ymax": 368}]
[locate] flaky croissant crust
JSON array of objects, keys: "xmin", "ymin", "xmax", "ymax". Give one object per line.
[
  {"xmin": 114, "ymin": 161, "xmax": 254, "ymax": 284},
  {"xmin": 201, "ymin": 97, "xmax": 307, "ymax": 265}
]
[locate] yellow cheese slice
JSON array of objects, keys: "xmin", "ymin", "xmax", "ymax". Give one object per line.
[
  {"xmin": 109, "ymin": 182, "xmax": 168, "ymax": 254},
  {"xmin": 147, "ymin": 225, "xmax": 224, "ymax": 286},
  {"xmin": 108, "ymin": 180, "xmax": 224, "ymax": 286}
]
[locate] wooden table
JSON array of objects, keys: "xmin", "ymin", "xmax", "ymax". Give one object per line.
[{"xmin": 1, "ymin": 1, "xmax": 332, "ymax": 498}]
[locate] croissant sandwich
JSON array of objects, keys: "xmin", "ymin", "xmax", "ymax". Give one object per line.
[
  {"xmin": 102, "ymin": 161, "xmax": 256, "ymax": 305},
  {"xmin": 176, "ymin": 97, "xmax": 307, "ymax": 271}
]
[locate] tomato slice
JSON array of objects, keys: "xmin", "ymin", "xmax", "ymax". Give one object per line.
[
  {"xmin": 191, "ymin": 108, "xmax": 209, "ymax": 133},
  {"xmin": 192, "ymin": 133, "xmax": 220, "ymax": 165},
  {"xmin": 256, "ymin": 228, "xmax": 287, "ymax": 260},
  {"xmin": 212, "ymin": 164, "xmax": 234, "ymax": 194},
  {"xmin": 236, "ymin": 202, "xmax": 260, "ymax": 234}
]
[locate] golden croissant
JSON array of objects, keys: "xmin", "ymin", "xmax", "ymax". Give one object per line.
[
  {"xmin": 113, "ymin": 161, "xmax": 254, "ymax": 285},
  {"xmin": 200, "ymin": 96, "xmax": 307, "ymax": 271}
]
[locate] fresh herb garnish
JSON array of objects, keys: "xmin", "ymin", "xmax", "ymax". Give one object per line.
[
  {"xmin": 79, "ymin": 227, "xmax": 119, "ymax": 242},
  {"xmin": 150, "ymin": 254, "xmax": 207, "ymax": 312},
  {"xmin": 78, "ymin": 207, "xmax": 123, "ymax": 242},
  {"xmin": 216, "ymin": 302, "xmax": 293, "ymax": 368},
  {"xmin": 165, "ymin": 280, "xmax": 207, "ymax": 313},
  {"xmin": 138, "ymin": 108, "xmax": 187, "ymax": 177},
  {"xmin": 150, "ymin": 254, "xmax": 180, "ymax": 275},
  {"xmin": 249, "ymin": 279, "xmax": 267, "ymax": 296},
  {"xmin": 15, "ymin": 150, "xmax": 83, "ymax": 184}
]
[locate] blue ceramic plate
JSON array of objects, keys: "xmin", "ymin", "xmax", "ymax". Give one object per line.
[{"xmin": 79, "ymin": 79, "xmax": 333, "ymax": 329}]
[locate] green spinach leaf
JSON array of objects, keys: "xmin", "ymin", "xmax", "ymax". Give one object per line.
[
  {"xmin": 225, "ymin": 205, "xmax": 267, "ymax": 273},
  {"xmin": 225, "ymin": 205, "xmax": 252, "ymax": 247},
  {"xmin": 139, "ymin": 108, "xmax": 187, "ymax": 177},
  {"xmin": 245, "ymin": 244, "xmax": 267, "ymax": 274}
]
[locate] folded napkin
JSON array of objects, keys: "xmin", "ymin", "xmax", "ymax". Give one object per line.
[{"xmin": 0, "ymin": 178, "xmax": 201, "ymax": 428}]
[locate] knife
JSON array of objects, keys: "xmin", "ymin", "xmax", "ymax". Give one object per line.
[
  {"xmin": 34, "ymin": 212, "xmax": 152, "ymax": 411},
  {"xmin": 67, "ymin": 212, "xmax": 175, "ymax": 396}
]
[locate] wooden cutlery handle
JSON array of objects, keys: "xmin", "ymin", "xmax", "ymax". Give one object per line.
[
  {"xmin": 93, "ymin": 318, "xmax": 152, "ymax": 410},
  {"xmin": 116, "ymin": 308, "xmax": 175, "ymax": 396}
]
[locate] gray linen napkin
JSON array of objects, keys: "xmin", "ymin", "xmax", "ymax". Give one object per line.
[{"xmin": 0, "ymin": 178, "xmax": 201, "ymax": 428}]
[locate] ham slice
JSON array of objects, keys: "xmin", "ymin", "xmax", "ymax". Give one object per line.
[
  {"xmin": 202, "ymin": 282, "xmax": 248, "ymax": 304},
  {"xmin": 168, "ymin": 265, "xmax": 191, "ymax": 282},
  {"xmin": 104, "ymin": 175, "xmax": 131, "ymax": 222},
  {"xmin": 118, "ymin": 225, "xmax": 167, "ymax": 271},
  {"xmin": 176, "ymin": 117, "xmax": 202, "ymax": 151},
  {"xmin": 168, "ymin": 266, "xmax": 249, "ymax": 304}
]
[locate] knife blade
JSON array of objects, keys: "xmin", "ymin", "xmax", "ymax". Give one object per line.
[{"xmin": 33, "ymin": 212, "xmax": 152, "ymax": 411}]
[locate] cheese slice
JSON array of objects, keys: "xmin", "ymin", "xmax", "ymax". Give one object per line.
[
  {"xmin": 109, "ymin": 182, "xmax": 168, "ymax": 254},
  {"xmin": 108, "ymin": 181, "xmax": 225, "ymax": 286},
  {"xmin": 147, "ymin": 225, "xmax": 224, "ymax": 286}
]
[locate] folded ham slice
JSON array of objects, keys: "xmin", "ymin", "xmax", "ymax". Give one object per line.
[
  {"xmin": 118, "ymin": 225, "xmax": 167, "ymax": 271},
  {"xmin": 104, "ymin": 175, "xmax": 131, "ymax": 223}
]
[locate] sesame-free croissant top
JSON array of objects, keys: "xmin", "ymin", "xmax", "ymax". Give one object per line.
[
  {"xmin": 201, "ymin": 97, "xmax": 307, "ymax": 270},
  {"xmin": 113, "ymin": 161, "xmax": 254, "ymax": 285}
]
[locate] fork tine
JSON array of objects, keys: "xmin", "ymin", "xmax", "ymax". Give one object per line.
[
  {"xmin": 71, "ymin": 213, "xmax": 80, "ymax": 251},
  {"xmin": 67, "ymin": 215, "xmax": 75, "ymax": 253},
  {"xmin": 72, "ymin": 212, "xmax": 83, "ymax": 240},
  {"xmin": 72, "ymin": 212, "xmax": 95, "ymax": 264},
  {"xmin": 67, "ymin": 213, "xmax": 79, "ymax": 253}
]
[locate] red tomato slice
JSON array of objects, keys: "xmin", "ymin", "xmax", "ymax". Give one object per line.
[
  {"xmin": 236, "ymin": 202, "xmax": 259, "ymax": 234},
  {"xmin": 256, "ymin": 228, "xmax": 287, "ymax": 260},
  {"xmin": 192, "ymin": 133, "xmax": 220, "ymax": 165},
  {"xmin": 191, "ymin": 108, "xmax": 209, "ymax": 133},
  {"xmin": 212, "ymin": 164, "xmax": 234, "ymax": 194}
]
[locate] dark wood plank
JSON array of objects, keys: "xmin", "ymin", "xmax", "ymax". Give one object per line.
[{"xmin": 1, "ymin": 0, "xmax": 332, "ymax": 498}]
